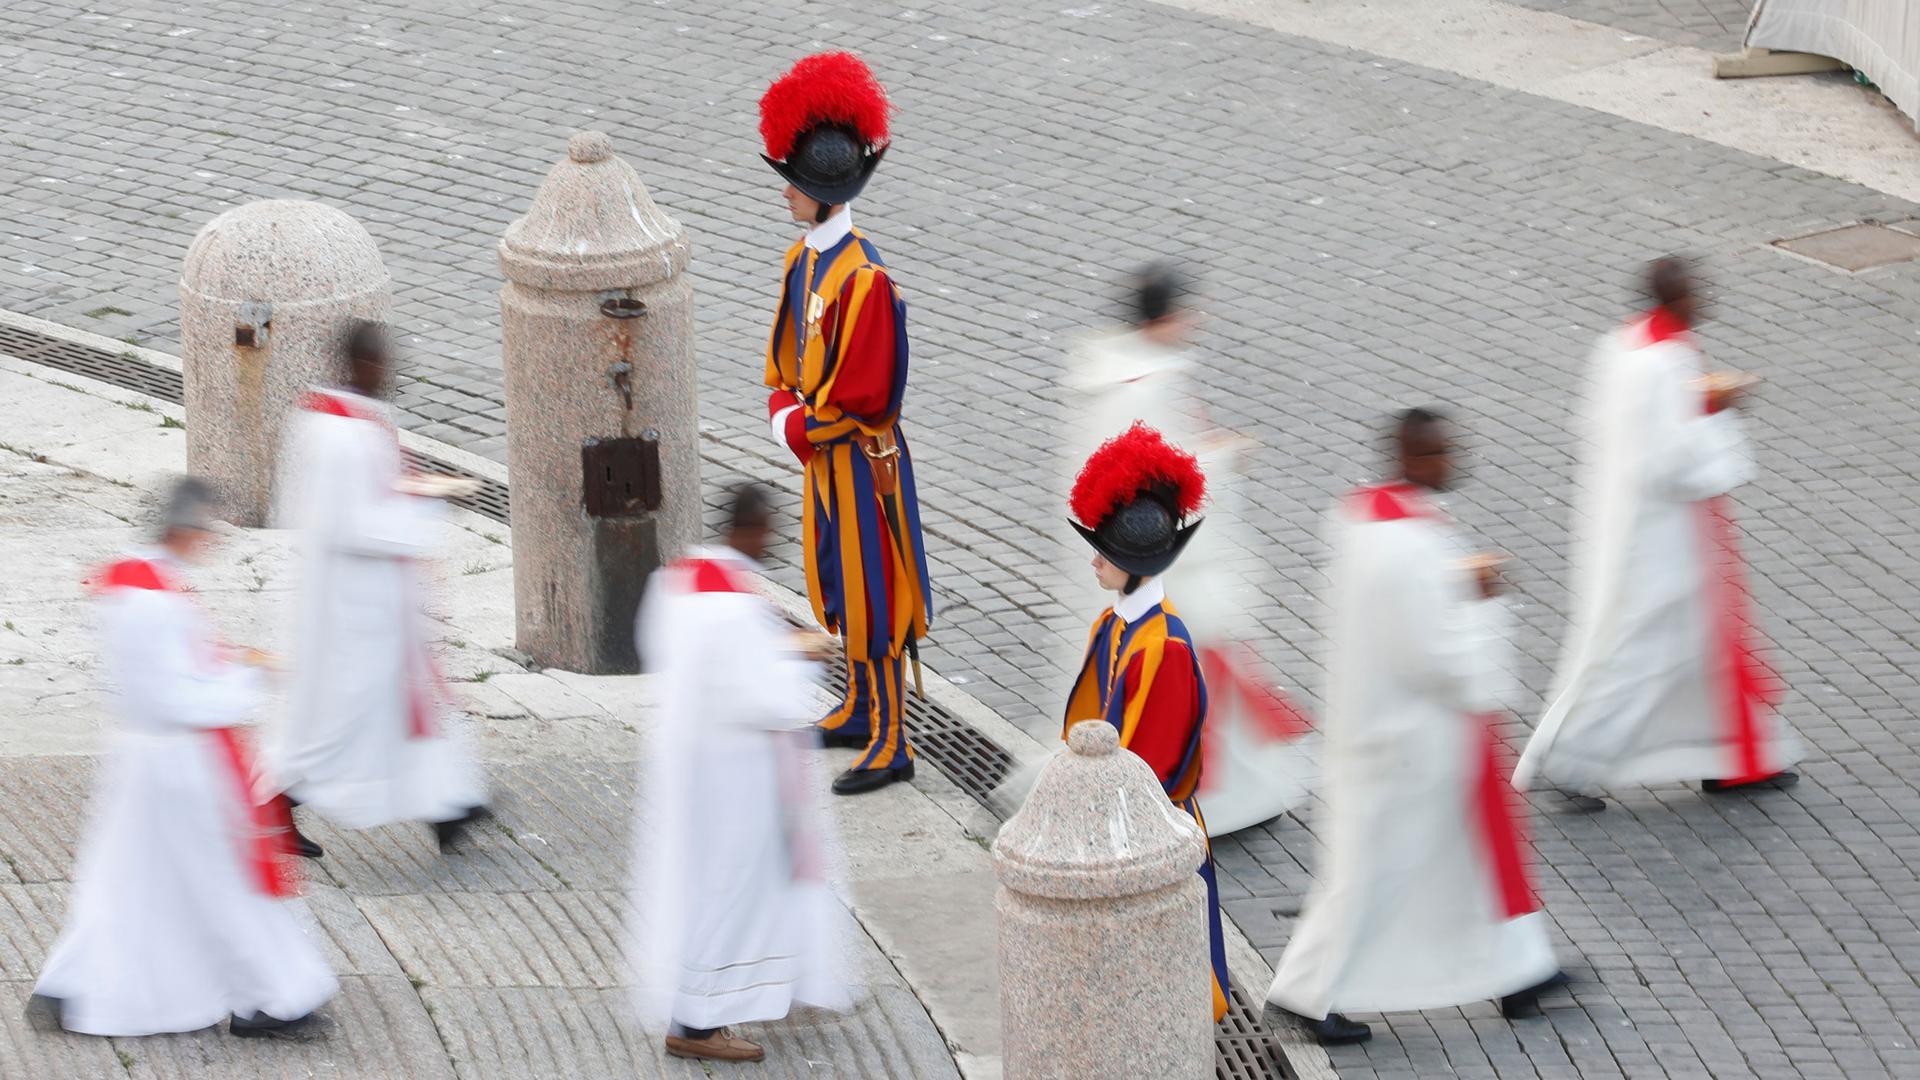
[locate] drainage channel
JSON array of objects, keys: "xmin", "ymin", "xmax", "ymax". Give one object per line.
[{"xmin": 0, "ymin": 319, "xmax": 1291, "ymax": 1079}]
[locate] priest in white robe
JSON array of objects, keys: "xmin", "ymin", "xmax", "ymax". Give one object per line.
[
  {"xmin": 1515, "ymin": 258, "xmax": 1799, "ymax": 809},
  {"xmin": 1268, "ymin": 410, "xmax": 1563, "ymax": 1045},
  {"xmin": 629, "ymin": 483, "xmax": 851, "ymax": 1064},
  {"xmin": 1063, "ymin": 264, "xmax": 1316, "ymax": 835},
  {"xmin": 267, "ymin": 321, "xmax": 487, "ymax": 846},
  {"xmin": 30, "ymin": 478, "xmax": 336, "ymax": 1039}
]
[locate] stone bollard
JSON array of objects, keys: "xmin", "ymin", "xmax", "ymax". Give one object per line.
[
  {"xmin": 498, "ymin": 131, "xmax": 699, "ymax": 674},
  {"xmin": 180, "ymin": 200, "xmax": 391, "ymax": 525},
  {"xmin": 992, "ymin": 720, "xmax": 1214, "ymax": 1079}
]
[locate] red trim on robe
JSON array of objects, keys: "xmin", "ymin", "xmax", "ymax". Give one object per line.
[
  {"xmin": 1196, "ymin": 644, "xmax": 1313, "ymax": 796},
  {"xmin": 681, "ymin": 557, "xmax": 750, "ymax": 595},
  {"xmin": 1473, "ymin": 719, "xmax": 1537, "ymax": 918},
  {"xmin": 1697, "ymin": 497, "xmax": 1781, "ymax": 784},
  {"xmin": 87, "ymin": 559, "xmax": 296, "ymax": 897},
  {"xmin": 1638, "ymin": 305, "xmax": 1691, "ymax": 345},
  {"xmin": 1123, "ymin": 640, "xmax": 1203, "ymax": 783},
  {"xmin": 209, "ymin": 728, "xmax": 299, "ymax": 898},
  {"xmin": 1347, "ymin": 480, "xmax": 1538, "ymax": 918},
  {"xmin": 301, "ymin": 390, "xmax": 356, "ymax": 418}
]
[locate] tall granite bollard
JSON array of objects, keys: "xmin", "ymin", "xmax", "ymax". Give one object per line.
[
  {"xmin": 499, "ymin": 131, "xmax": 698, "ymax": 674},
  {"xmin": 992, "ymin": 721, "xmax": 1214, "ymax": 1078},
  {"xmin": 180, "ymin": 200, "xmax": 391, "ymax": 525}
]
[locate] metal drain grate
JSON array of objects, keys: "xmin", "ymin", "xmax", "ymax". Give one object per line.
[
  {"xmin": 5, "ymin": 315, "xmax": 1292, "ymax": 1079},
  {"xmin": 0, "ymin": 322, "xmax": 186, "ymax": 401},
  {"xmin": 810, "ymin": 645, "xmax": 1016, "ymax": 805},
  {"xmin": 1217, "ymin": 988, "xmax": 1291, "ymax": 1079},
  {"xmin": 0, "ymin": 321, "xmax": 511, "ymax": 525}
]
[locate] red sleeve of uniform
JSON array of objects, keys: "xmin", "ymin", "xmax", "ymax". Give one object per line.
[
  {"xmin": 825, "ymin": 269, "xmax": 899, "ymax": 423},
  {"xmin": 766, "ymin": 388, "xmax": 813, "ymax": 464},
  {"xmin": 1123, "ymin": 643, "xmax": 1200, "ymax": 784}
]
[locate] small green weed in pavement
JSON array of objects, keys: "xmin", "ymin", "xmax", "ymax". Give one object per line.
[
  {"xmin": 83, "ymin": 306, "xmax": 132, "ymax": 320},
  {"xmin": 159, "ymin": 415, "xmax": 184, "ymax": 429}
]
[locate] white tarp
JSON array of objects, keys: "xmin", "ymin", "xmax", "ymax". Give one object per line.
[{"xmin": 1747, "ymin": 0, "xmax": 1919, "ymax": 129}]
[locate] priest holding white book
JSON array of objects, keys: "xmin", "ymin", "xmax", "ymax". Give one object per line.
[
  {"xmin": 267, "ymin": 321, "xmax": 488, "ymax": 849},
  {"xmin": 1515, "ymin": 257, "xmax": 1799, "ymax": 809},
  {"xmin": 29, "ymin": 478, "xmax": 336, "ymax": 1040},
  {"xmin": 629, "ymin": 483, "xmax": 851, "ymax": 1065},
  {"xmin": 1268, "ymin": 410, "xmax": 1564, "ymax": 1045}
]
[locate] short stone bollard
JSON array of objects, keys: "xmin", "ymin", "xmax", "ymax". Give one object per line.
[
  {"xmin": 992, "ymin": 720, "xmax": 1214, "ymax": 1079},
  {"xmin": 180, "ymin": 200, "xmax": 391, "ymax": 525},
  {"xmin": 498, "ymin": 131, "xmax": 699, "ymax": 674}
]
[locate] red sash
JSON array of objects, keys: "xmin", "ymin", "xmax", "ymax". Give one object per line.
[
  {"xmin": 1196, "ymin": 643, "xmax": 1311, "ymax": 796},
  {"xmin": 1348, "ymin": 483, "xmax": 1538, "ymax": 918},
  {"xmin": 88, "ymin": 558, "xmax": 298, "ymax": 897}
]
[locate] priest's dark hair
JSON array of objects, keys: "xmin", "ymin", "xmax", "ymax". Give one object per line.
[
  {"xmin": 728, "ymin": 481, "xmax": 774, "ymax": 532},
  {"xmin": 342, "ymin": 319, "xmax": 391, "ymax": 395},
  {"xmin": 1133, "ymin": 262, "xmax": 1185, "ymax": 326},
  {"xmin": 155, "ymin": 475, "xmax": 219, "ymax": 542},
  {"xmin": 1396, "ymin": 406, "xmax": 1448, "ymax": 441}
]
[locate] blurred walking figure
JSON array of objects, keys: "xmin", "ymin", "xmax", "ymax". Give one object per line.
[
  {"xmin": 630, "ymin": 483, "xmax": 850, "ymax": 1063},
  {"xmin": 1065, "ymin": 264, "xmax": 1315, "ymax": 835},
  {"xmin": 1515, "ymin": 258, "xmax": 1799, "ymax": 810},
  {"xmin": 267, "ymin": 321, "xmax": 487, "ymax": 848},
  {"xmin": 1064, "ymin": 424, "xmax": 1230, "ymax": 1022},
  {"xmin": 1268, "ymin": 411, "xmax": 1563, "ymax": 1045},
  {"xmin": 29, "ymin": 478, "xmax": 336, "ymax": 1039}
]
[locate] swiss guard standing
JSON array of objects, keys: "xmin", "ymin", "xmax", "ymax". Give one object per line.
[
  {"xmin": 1064, "ymin": 423, "xmax": 1229, "ymax": 1023},
  {"xmin": 758, "ymin": 51, "xmax": 932, "ymax": 796}
]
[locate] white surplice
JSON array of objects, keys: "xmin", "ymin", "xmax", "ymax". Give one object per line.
[
  {"xmin": 35, "ymin": 551, "xmax": 336, "ymax": 1036},
  {"xmin": 629, "ymin": 546, "xmax": 851, "ymax": 1031},
  {"xmin": 1268, "ymin": 488, "xmax": 1557, "ymax": 1019},
  {"xmin": 1515, "ymin": 318, "xmax": 1799, "ymax": 792},
  {"xmin": 1062, "ymin": 329, "xmax": 1317, "ymax": 835},
  {"xmin": 267, "ymin": 388, "xmax": 485, "ymax": 828}
]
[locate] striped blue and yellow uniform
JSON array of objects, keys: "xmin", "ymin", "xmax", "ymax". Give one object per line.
[
  {"xmin": 1066, "ymin": 597, "xmax": 1229, "ymax": 1022},
  {"xmin": 766, "ymin": 226, "xmax": 932, "ymax": 773}
]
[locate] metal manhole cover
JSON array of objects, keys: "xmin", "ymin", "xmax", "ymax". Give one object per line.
[{"xmin": 1773, "ymin": 222, "xmax": 1920, "ymax": 272}]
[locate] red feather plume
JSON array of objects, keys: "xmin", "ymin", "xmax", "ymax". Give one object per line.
[
  {"xmin": 759, "ymin": 51, "xmax": 892, "ymax": 161},
  {"xmin": 1071, "ymin": 422, "xmax": 1206, "ymax": 528}
]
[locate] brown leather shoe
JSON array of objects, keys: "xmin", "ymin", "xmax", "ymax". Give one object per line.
[{"xmin": 665, "ymin": 1029, "xmax": 765, "ymax": 1062}]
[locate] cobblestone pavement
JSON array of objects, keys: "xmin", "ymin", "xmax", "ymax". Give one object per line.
[
  {"xmin": 5, "ymin": 1, "xmax": 1920, "ymax": 1077},
  {"xmin": 1507, "ymin": 0, "xmax": 1756, "ymax": 48}
]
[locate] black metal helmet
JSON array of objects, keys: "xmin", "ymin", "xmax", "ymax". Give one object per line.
[
  {"xmin": 759, "ymin": 52, "xmax": 892, "ymax": 207},
  {"xmin": 1069, "ymin": 423, "xmax": 1207, "ymax": 578}
]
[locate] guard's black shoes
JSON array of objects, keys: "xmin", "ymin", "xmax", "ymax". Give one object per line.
[
  {"xmin": 831, "ymin": 761, "xmax": 914, "ymax": 796},
  {"xmin": 1703, "ymin": 771, "xmax": 1798, "ymax": 793},
  {"xmin": 24, "ymin": 994, "xmax": 64, "ymax": 1033},
  {"xmin": 1296, "ymin": 1011, "xmax": 1371, "ymax": 1045},
  {"xmin": 816, "ymin": 728, "xmax": 868, "ymax": 750},
  {"xmin": 434, "ymin": 805, "xmax": 491, "ymax": 851},
  {"xmin": 1501, "ymin": 971, "xmax": 1571, "ymax": 1018},
  {"xmin": 228, "ymin": 1010, "xmax": 323, "ymax": 1041}
]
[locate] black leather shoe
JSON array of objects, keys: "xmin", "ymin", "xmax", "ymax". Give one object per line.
[
  {"xmin": 24, "ymin": 993, "xmax": 64, "ymax": 1033},
  {"xmin": 1703, "ymin": 771, "xmax": 1798, "ymax": 793},
  {"xmin": 816, "ymin": 728, "xmax": 869, "ymax": 750},
  {"xmin": 1501, "ymin": 971, "xmax": 1571, "ymax": 1018},
  {"xmin": 831, "ymin": 761, "xmax": 914, "ymax": 796},
  {"xmin": 291, "ymin": 825, "xmax": 324, "ymax": 860},
  {"xmin": 1557, "ymin": 791, "xmax": 1606, "ymax": 814},
  {"xmin": 434, "ymin": 805, "xmax": 490, "ymax": 851},
  {"xmin": 229, "ymin": 1010, "xmax": 324, "ymax": 1041},
  {"xmin": 1296, "ymin": 1011, "xmax": 1371, "ymax": 1045}
]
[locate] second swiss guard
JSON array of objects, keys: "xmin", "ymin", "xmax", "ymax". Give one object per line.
[
  {"xmin": 1064, "ymin": 422, "xmax": 1230, "ymax": 1023},
  {"xmin": 757, "ymin": 51, "xmax": 932, "ymax": 796}
]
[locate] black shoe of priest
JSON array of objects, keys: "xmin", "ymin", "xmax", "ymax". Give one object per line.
[
  {"xmin": 1703, "ymin": 771, "xmax": 1798, "ymax": 793},
  {"xmin": 434, "ymin": 805, "xmax": 491, "ymax": 851},
  {"xmin": 229, "ymin": 1010, "xmax": 325, "ymax": 1041},
  {"xmin": 1299, "ymin": 1011, "xmax": 1371, "ymax": 1045},
  {"xmin": 291, "ymin": 826, "xmax": 324, "ymax": 860},
  {"xmin": 1501, "ymin": 971, "xmax": 1572, "ymax": 1018}
]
